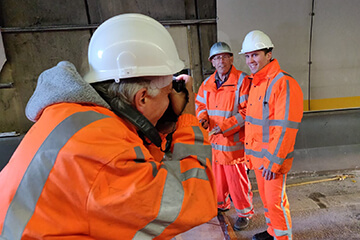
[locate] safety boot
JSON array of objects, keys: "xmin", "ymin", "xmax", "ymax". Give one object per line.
[
  {"xmin": 252, "ymin": 230, "xmax": 274, "ymax": 240},
  {"xmin": 233, "ymin": 217, "xmax": 250, "ymax": 231},
  {"xmin": 217, "ymin": 208, "xmax": 230, "ymax": 215}
]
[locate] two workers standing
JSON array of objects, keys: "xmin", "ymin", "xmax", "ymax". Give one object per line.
[{"xmin": 196, "ymin": 30, "xmax": 303, "ymax": 240}]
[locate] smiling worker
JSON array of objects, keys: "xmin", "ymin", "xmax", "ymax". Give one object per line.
[{"xmin": 240, "ymin": 30, "xmax": 304, "ymax": 240}]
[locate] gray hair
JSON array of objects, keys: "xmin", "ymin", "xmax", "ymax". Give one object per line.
[{"xmin": 92, "ymin": 77, "xmax": 161, "ymax": 109}]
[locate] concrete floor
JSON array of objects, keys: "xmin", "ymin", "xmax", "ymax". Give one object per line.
[{"xmin": 174, "ymin": 169, "xmax": 360, "ymax": 240}]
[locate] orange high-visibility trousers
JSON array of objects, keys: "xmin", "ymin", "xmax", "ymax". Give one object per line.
[
  {"xmin": 254, "ymin": 169, "xmax": 292, "ymax": 240},
  {"xmin": 213, "ymin": 162, "xmax": 254, "ymax": 217}
]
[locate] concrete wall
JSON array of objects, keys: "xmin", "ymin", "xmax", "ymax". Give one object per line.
[
  {"xmin": 292, "ymin": 109, "xmax": 360, "ymax": 174},
  {"xmin": 0, "ymin": 135, "xmax": 23, "ymax": 171},
  {"xmin": 217, "ymin": 0, "xmax": 360, "ymax": 111},
  {"xmin": 0, "ymin": 0, "xmax": 217, "ymax": 134}
]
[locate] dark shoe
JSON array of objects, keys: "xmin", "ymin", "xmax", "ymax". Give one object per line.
[
  {"xmin": 252, "ymin": 230, "xmax": 274, "ymax": 240},
  {"xmin": 217, "ymin": 208, "xmax": 230, "ymax": 214},
  {"xmin": 233, "ymin": 217, "xmax": 250, "ymax": 231}
]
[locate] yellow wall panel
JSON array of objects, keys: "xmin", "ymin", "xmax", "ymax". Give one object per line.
[{"xmin": 304, "ymin": 96, "xmax": 360, "ymax": 112}]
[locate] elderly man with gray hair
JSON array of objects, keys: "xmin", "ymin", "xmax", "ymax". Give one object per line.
[
  {"xmin": 196, "ymin": 41, "xmax": 254, "ymax": 231},
  {"xmin": 0, "ymin": 13, "xmax": 217, "ymax": 240}
]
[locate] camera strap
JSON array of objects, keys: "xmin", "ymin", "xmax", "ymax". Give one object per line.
[{"xmin": 109, "ymin": 98, "xmax": 163, "ymax": 148}]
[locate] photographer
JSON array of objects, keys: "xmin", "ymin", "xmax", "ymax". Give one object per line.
[{"xmin": 0, "ymin": 14, "xmax": 217, "ymax": 239}]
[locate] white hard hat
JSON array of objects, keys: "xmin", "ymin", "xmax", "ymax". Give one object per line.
[
  {"xmin": 239, "ymin": 30, "xmax": 274, "ymax": 54},
  {"xmin": 84, "ymin": 13, "xmax": 185, "ymax": 83},
  {"xmin": 208, "ymin": 42, "xmax": 233, "ymax": 60}
]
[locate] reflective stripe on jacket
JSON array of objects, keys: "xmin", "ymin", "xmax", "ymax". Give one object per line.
[
  {"xmin": 195, "ymin": 67, "xmax": 250, "ymax": 164},
  {"xmin": 244, "ymin": 59, "xmax": 303, "ymax": 174},
  {"xmin": 0, "ymin": 103, "xmax": 217, "ymax": 240}
]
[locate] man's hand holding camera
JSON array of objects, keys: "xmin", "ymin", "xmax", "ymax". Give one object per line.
[{"xmin": 170, "ymin": 74, "xmax": 195, "ymax": 116}]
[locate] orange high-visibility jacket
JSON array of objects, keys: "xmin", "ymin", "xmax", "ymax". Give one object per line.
[
  {"xmin": 244, "ymin": 59, "xmax": 303, "ymax": 174},
  {"xmin": 195, "ymin": 66, "xmax": 251, "ymax": 165},
  {"xmin": 0, "ymin": 62, "xmax": 217, "ymax": 240}
]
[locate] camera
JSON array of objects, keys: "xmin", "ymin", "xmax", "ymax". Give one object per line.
[
  {"xmin": 172, "ymin": 76, "xmax": 186, "ymax": 93},
  {"xmin": 155, "ymin": 76, "xmax": 189, "ymax": 136}
]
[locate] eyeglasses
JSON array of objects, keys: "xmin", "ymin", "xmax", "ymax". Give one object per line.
[{"xmin": 212, "ymin": 55, "xmax": 231, "ymax": 61}]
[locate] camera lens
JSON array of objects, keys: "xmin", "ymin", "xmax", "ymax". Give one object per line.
[{"xmin": 173, "ymin": 80, "xmax": 185, "ymax": 93}]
